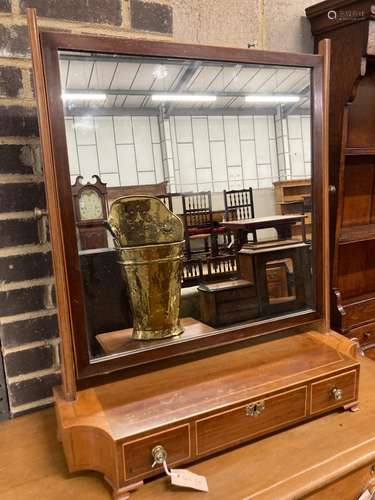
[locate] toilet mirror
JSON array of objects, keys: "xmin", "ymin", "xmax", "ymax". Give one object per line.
[{"xmin": 37, "ymin": 31, "xmax": 325, "ymax": 380}]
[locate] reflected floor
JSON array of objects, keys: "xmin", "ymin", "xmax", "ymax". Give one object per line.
[{"xmin": 93, "ymin": 308, "xmax": 310, "ymax": 358}]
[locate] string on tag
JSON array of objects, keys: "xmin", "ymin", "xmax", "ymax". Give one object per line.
[
  {"xmin": 163, "ymin": 460, "xmax": 171, "ymax": 477},
  {"xmin": 151, "ymin": 447, "xmax": 208, "ymax": 492}
]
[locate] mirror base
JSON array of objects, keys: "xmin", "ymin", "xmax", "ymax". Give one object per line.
[{"xmin": 54, "ymin": 329, "xmax": 359, "ymax": 497}]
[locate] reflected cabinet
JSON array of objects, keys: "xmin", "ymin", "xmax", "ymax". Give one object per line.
[{"xmin": 28, "ymin": 7, "xmax": 360, "ymax": 499}]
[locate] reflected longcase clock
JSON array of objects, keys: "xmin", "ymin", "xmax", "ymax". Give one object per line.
[{"xmin": 71, "ymin": 175, "xmax": 108, "ymax": 250}]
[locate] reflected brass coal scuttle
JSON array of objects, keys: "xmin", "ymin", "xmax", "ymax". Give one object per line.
[{"xmin": 108, "ymin": 195, "xmax": 185, "ymax": 340}]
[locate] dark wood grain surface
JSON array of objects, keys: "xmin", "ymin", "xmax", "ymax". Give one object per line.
[{"xmin": 307, "ymin": 1, "xmax": 375, "ymax": 340}]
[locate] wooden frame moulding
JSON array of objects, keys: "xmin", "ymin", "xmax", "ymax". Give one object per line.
[{"xmin": 27, "ymin": 8, "xmax": 330, "ymax": 393}]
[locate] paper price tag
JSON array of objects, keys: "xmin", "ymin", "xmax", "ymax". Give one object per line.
[
  {"xmin": 358, "ymin": 490, "xmax": 372, "ymax": 500},
  {"xmin": 170, "ymin": 468, "xmax": 209, "ymax": 492}
]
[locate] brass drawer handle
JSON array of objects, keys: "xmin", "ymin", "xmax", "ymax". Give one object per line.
[
  {"xmin": 331, "ymin": 387, "xmax": 343, "ymax": 401},
  {"xmin": 151, "ymin": 445, "xmax": 167, "ymax": 467},
  {"xmin": 245, "ymin": 400, "xmax": 265, "ymax": 417}
]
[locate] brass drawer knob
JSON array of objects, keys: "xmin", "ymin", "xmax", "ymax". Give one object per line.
[
  {"xmin": 151, "ymin": 445, "xmax": 168, "ymax": 467},
  {"xmin": 331, "ymin": 387, "xmax": 343, "ymax": 401},
  {"xmin": 245, "ymin": 400, "xmax": 265, "ymax": 417}
]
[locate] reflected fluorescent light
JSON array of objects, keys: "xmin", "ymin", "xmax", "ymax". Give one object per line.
[
  {"xmin": 152, "ymin": 94, "xmax": 217, "ymax": 102},
  {"xmin": 153, "ymin": 65, "xmax": 168, "ymax": 80},
  {"xmin": 62, "ymin": 93, "xmax": 107, "ymax": 101},
  {"xmin": 245, "ymin": 94, "xmax": 300, "ymax": 103}
]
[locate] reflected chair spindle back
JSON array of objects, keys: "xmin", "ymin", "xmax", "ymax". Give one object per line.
[
  {"xmin": 224, "ymin": 188, "xmax": 255, "ymax": 221},
  {"xmin": 156, "ymin": 193, "xmax": 174, "ymax": 212},
  {"xmin": 182, "ymin": 191, "xmax": 213, "ymax": 230}
]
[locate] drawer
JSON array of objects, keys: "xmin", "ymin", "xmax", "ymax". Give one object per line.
[
  {"xmin": 349, "ymin": 322, "xmax": 375, "ymax": 346},
  {"xmin": 123, "ymin": 424, "xmax": 190, "ymax": 480},
  {"xmin": 341, "ymin": 296, "xmax": 375, "ymax": 330},
  {"xmin": 196, "ymin": 386, "xmax": 307, "ymax": 455},
  {"xmin": 216, "ymin": 306, "xmax": 258, "ymax": 326},
  {"xmin": 215, "ymin": 286, "xmax": 256, "ymax": 303},
  {"xmin": 217, "ymin": 297, "xmax": 258, "ymax": 314},
  {"xmin": 310, "ymin": 370, "xmax": 357, "ymax": 415}
]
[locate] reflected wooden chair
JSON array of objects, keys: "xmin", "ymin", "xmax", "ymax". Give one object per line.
[
  {"xmin": 206, "ymin": 254, "xmax": 239, "ymax": 282},
  {"xmin": 181, "ymin": 191, "xmax": 225, "ymax": 259},
  {"xmin": 182, "ymin": 259, "xmax": 203, "ymax": 287},
  {"xmin": 224, "ymin": 187, "xmax": 257, "ymax": 245},
  {"xmin": 156, "ymin": 193, "xmax": 173, "ymax": 212}
]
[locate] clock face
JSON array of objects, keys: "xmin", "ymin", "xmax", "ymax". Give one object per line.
[{"xmin": 79, "ymin": 188, "xmax": 104, "ymax": 220}]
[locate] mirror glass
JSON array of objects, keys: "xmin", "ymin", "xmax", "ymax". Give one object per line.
[{"xmin": 58, "ymin": 50, "xmax": 313, "ymax": 360}]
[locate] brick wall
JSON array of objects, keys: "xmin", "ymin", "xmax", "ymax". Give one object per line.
[{"xmin": 0, "ymin": 0, "xmax": 315, "ymax": 417}]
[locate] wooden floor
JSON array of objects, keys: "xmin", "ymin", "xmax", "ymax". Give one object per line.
[{"xmin": 1, "ymin": 356, "xmax": 375, "ymax": 500}]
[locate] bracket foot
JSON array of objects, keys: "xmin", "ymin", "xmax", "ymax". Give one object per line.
[{"xmin": 105, "ymin": 477, "xmax": 143, "ymax": 500}]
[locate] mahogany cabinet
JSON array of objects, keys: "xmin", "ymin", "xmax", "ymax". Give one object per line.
[
  {"xmin": 27, "ymin": 6, "xmax": 362, "ymax": 499},
  {"xmin": 307, "ymin": 0, "xmax": 375, "ymax": 344}
]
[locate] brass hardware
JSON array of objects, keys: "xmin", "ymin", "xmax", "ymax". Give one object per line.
[
  {"xmin": 34, "ymin": 207, "xmax": 48, "ymax": 220},
  {"xmin": 331, "ymin": 387, "xmax": 343, "ymax": 401},
  {"xmin": 152, "ymin": 445, "xmax": 168, "ymax": 466},
  {"xmin": 34, "ymin": 207, "xmax": 49, "ymax": 245},
  {"xmin": 349, "ymin": 337, "xmax": 365, "ymax": 357},
  {"xmin": 245, "ymin": 400, "xmax": 265, "ymax": 417}
]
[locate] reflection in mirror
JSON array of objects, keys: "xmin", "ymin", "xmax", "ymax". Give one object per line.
[
  {"xmin": 266, "ymin": 258, "xmax": 295, "ymax": 305},
  {"xmin": 58, "ymin": 50, "xmax": 313, "ymax": 360}
]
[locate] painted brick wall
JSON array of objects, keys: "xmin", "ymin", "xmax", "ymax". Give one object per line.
[{"xmin": 0, "ymin": 0, "xmax": 316, "ymax": 417}]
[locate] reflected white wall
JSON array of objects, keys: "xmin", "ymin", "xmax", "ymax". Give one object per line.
[{"xmin": 65, "ymin": 112, "xmax": 311, "ymax": 190}]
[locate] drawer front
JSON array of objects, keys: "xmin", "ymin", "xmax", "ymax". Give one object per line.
[
  {"xmin": 350, "ymin": 322, "xmax": 375, "ymax": 346},
  {"xmin": 218, "ymin": 297, "xmax": 258, "ymax": 314},
  {"xmin": 196, "ymin": 386, "xmax": 307, "ymax": 455},
  {"xmin": 342, "ymin": 298, "xmax": 375, "ymax": 330},
  {"xmin": 216, "ymin": 286, "xmax": 256, "ymax": 303},
  {"xmin": 123, "ymin": 424, "xmax": 190, "ymax": 480},
  {"xmin": 216, "ymin": 307, "xmax": 258, "ymax": 326},
  {"xmin": 311, "ymin": 370, "xmax": 357, "ymax": 415}
]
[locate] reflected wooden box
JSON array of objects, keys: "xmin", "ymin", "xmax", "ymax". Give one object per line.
[
  {"xmin": 238, "ymin": 240, "xmax": 312, "ymax": 316},
  {"xmin": 198, "ymin": 279, "xmax": 258, "ymax": 327},
  {"xmin": 266, "ymin": 260, "xmax": 289, "ymax": 299}
]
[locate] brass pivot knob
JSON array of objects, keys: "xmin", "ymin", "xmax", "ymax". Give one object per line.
[
  {"xmin": 331, "ymin": 387, "xmax": 343, "ymax": 401},
  {"xmin": 151, "ymin": 445, "xmax": 167, "ymax": 467},
  {"xmin": 245, "ymin": 400, "xmax": 265, "ymax": 417},
  {"xmin": 34, "ymin": 207, "xmax": 48, "ymax": 219}
]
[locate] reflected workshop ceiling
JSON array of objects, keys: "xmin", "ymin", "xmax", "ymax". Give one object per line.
[{"xmin": 59, "ymin": 52, "xmax": 311, "ymax": 116}]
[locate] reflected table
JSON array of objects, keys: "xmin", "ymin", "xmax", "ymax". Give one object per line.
[{"xmin": 221, "ymin": 214, "xmax": 307, "ymax": 250}]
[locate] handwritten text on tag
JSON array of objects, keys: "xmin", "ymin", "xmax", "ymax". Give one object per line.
[{"xmin": 170, "ymin": 468, "xmax": 209, "ymax": 492}]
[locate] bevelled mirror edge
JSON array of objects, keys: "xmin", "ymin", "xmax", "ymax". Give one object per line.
[{"xmin": 30, "ymin": 12, "xmax": 329, "ymax": 388}]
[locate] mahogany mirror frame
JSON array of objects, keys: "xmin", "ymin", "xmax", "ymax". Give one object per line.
[{"xmin": 28, "ymin": 9, "xmax": 330, "ymax": 396}]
